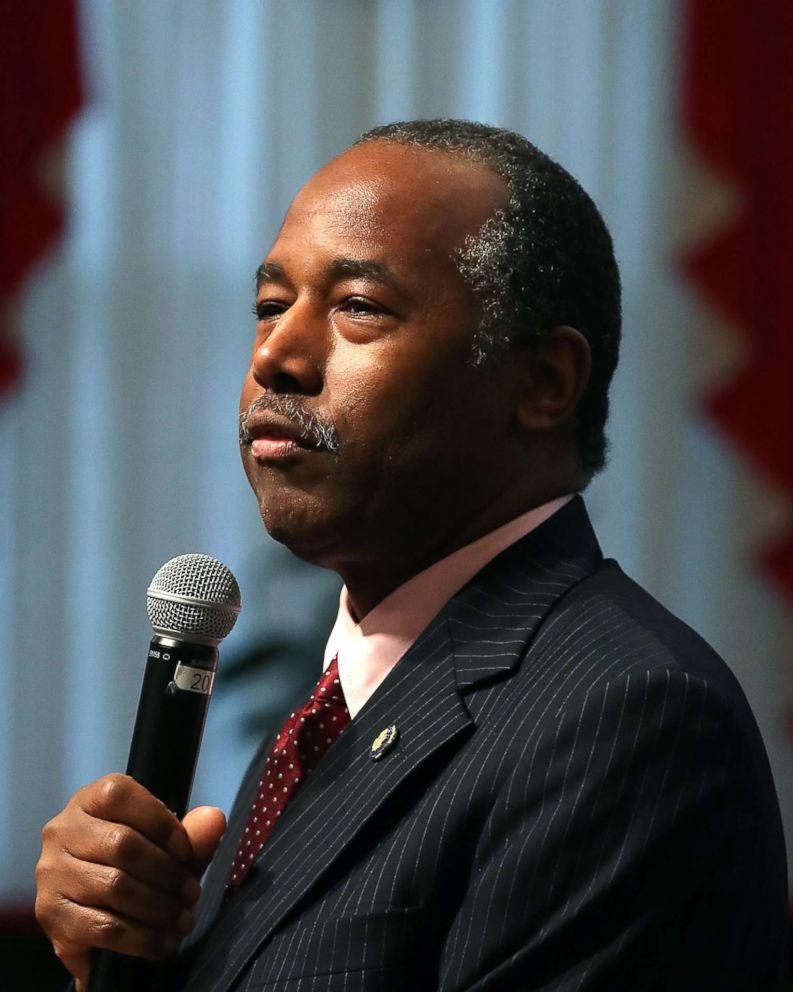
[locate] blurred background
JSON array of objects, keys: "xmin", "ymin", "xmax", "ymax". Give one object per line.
[{"xmin": 1, "ymin": 0, "xmax": 791, "ymax": 986}]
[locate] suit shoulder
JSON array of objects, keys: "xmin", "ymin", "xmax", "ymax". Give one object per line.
[
  {"xmin": 519, "ymin": 557, "xmax": 782, "ymax": 809},
  {"xmin": 533, "ymin": 557, "xmax": 744, "ymax": 702}
]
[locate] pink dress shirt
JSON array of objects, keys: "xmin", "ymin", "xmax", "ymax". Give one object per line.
[{"xmin": 323, "ymin": 495, "xmax": 573, "ymax": 718}]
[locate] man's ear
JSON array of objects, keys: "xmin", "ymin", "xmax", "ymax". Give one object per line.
[{"xmin": 514, "ymin": 325, "xmax": 591, "ymax": 433}]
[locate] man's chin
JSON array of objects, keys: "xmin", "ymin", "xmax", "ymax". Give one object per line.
[{"xmin": 257, "ymin": 498, "xmax": 352, "ymax": 570}]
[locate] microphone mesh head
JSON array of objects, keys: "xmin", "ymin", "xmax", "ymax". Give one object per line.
[{"xmin": 147, "ymin": 554, "xmax": 241, "ymax": 645}]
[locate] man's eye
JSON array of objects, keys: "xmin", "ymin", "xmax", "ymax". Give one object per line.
[
  {"xmin": 340, "ymin": 297, "xmax": 385, "ymax": 316},
  {"xmin": 252, "ymin": 300, "xmax": 287, "ymax": 320}
]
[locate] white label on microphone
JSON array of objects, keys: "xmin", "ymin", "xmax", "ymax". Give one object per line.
[{"xmin": 173, "ymin": 664, "xmax": 215, "ymax": 695}]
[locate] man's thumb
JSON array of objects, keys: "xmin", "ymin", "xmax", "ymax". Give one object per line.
[{"xmin": 182, "ymin": 805, "xmax": 227, "ymax": 875}]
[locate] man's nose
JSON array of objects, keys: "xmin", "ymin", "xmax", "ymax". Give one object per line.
[{"xmin": 250, "ymin": 302, "xmax": 324, "ymax": 395}]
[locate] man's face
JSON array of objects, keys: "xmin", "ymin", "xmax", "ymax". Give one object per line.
[{"xmin": 240, "ymin": 141, "xmax": 524, "ymax": 578}]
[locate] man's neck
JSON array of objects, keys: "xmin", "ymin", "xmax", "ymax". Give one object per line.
[{"xmin": 340, "ymin": 485, "xmax": 575, "ymax": 619}]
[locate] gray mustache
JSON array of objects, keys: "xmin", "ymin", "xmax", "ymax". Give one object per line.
[{"xmin": 239, "ymin": 395, "xmax": 341, "ymax": 454}]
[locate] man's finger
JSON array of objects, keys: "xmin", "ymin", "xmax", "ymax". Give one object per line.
[
  {"xmin": 56, "ymin": 807, "xmax": 199, "ymax": 899},
  {"xmin": 53, "ymin": 945, "xmax": 89, "ymax": 989},
  {"xmin": 182, "ymin": 805, "xmax": 227, "ymax": 876},
  {"xmin": 57, "ymin": 859, "xmax": 196, "ymax": 934},
  {"xmin": 76, "ymin": 774, "xmax": 191, "ymax": 861},
  {"xmin": 50, "ymin": 897, "xmax": 181, "ymax": 961}
]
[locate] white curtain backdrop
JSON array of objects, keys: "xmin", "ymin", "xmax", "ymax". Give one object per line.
[{"xmin": 1, "ymin": 0, "xmax": 790, "ymax": 902}]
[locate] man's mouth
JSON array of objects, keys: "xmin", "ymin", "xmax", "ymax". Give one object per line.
[
  {"xmin": 239, "ymin": 396, "xmax": 341, "ymax": 459},
  {"xmin": 251, "ymin": 436, "xmax": 303, "ymax": 461},
  {"xmin": 248, "ymin": 421, "xmax": 310, "ymax": 461}
]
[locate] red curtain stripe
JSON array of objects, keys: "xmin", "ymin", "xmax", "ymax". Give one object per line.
[
  {"xmin": 0, "ymin": 0, "xmax": 83, "ymax": 396},
  {"xmin": 682, "ymin": 0, "xmax": 793, "ymax": 604}
]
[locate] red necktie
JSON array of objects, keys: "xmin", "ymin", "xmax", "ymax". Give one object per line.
[{"xmin": 227, "ymin": 656, "xmax": 350, "ymax": 889}]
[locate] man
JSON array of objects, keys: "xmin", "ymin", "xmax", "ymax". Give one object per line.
[{"xmin": 35, "ymin": 120, "xmax": 788, "ymax": 990}]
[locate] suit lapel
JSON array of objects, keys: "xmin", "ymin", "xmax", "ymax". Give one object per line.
[
  {"xmin": 186, "ymin": 734, "xmax": 274, "ymax": 945},
  {"xmin": 182, "ymin": 497, "xmax": 601, "ymax": 992},
  {"xmin": 182, "ymin": 615, "xmax": 472, "ymax": 992}
]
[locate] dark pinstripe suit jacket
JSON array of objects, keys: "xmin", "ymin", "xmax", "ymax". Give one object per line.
[{"xmin": 170, "ymin": 497, "xmax": 788, "ymax": 991}]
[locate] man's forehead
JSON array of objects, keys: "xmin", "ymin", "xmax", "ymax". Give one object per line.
[{"xmin": 280, "ymin": 141, "xmax": 508, "ymax": 251}]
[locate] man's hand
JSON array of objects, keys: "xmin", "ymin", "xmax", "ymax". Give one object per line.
[{"xmin": 34, "ymin": 774, "xmax": 227, "ymax": 991}]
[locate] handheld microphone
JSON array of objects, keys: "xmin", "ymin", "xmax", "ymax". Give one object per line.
[{"xmin": 86, "ymin": 553, "xmax": 241, "ymax": 992}]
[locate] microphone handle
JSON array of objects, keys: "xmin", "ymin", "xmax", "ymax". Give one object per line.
[{"xmin": 86, "ymin": 636, "xmax": 219, "ymax": 992}]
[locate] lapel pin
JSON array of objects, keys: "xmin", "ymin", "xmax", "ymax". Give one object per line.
[{"xmin": 370, "ymin": 724, "xmax": 399, "ymax": 761}]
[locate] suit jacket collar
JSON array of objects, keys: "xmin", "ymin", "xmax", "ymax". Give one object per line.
[
  {"xmin": 448, "ymin": 495, "xmax": 602, "ymax": 688},
  {"xmin": 180, "ymin": 496, "xmax": 601, "ymax": 992}
]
